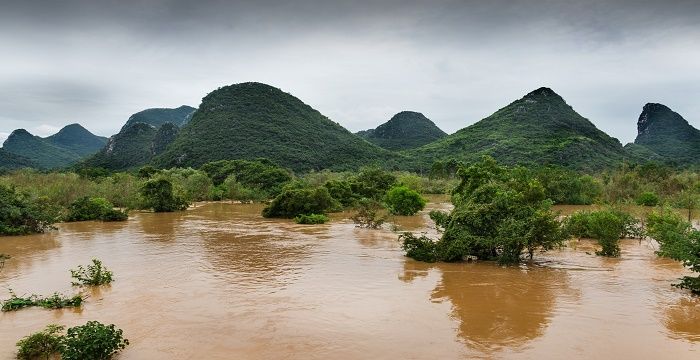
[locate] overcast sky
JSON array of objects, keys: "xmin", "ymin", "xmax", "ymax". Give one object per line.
[{"xmin": 1, "ymin": 0, "xmax": 699, "ymax": 145}]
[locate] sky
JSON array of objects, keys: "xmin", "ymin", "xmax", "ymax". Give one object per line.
[{"xmin": 1, "ymin": 0, "xmax": 699, "ymax": 145}]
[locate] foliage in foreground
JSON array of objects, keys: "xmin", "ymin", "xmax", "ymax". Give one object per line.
[
  {"xmin": 0, "ymin": 185, "xmax": 58, "ymax": 236},
  {"xmin": 66, "ymin": 197, "xmax": 128, "ymax": 222},
  {"xmin": 70, "ymin": 259, "xmax": 114, "ymax": 286},
  {"xmin": 384, "ymin": 185, "xmax": 426, "ymax": 216},
  {"xmin": 2, "ymin": 291, "xmax": 83, "ymax": 312},
  {"xmin": 16, "ymin": 324, "xmax": 65, "ymax": 360},
  {"xmin": 646, "ymin": 209, "xmax": 700, "ymax": 294},
  {"xmin": 401, "ymin": 157, "xmax": 565, "ymax": 264},
  {"xmin": 564, "ymin": 209, "xmax": 638, "ymax": 257},
  {"xmin": 16, "ymin": 321, "xmax": 129, "ymax": 360},
  {"xmin": 294, "ymin": 213, "xmax": 329, "ymax": 224}
]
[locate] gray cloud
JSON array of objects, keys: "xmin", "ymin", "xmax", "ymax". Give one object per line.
[{"xmin": 0, "ymin": 0, "xmax": 698, "ymax": 144}]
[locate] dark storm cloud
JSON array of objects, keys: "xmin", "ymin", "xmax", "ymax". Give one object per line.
[{"xmin": 0, "ymin": 0, "xmax": 699, "ymax": 144}]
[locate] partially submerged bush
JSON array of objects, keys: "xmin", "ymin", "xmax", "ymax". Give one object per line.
[
  {"xmin": 351, "ymin": 199, "xmax": 386, "ymax": 229},
  {"xmin": 16, "ymin": 324, "xmax": 65, "ymax": 360},
  {"xmin": 140, "ymin": 179, "xmax": 189, "ymax": 212},
  {"xmin": 0, "ymin": 185, "xmax": 58, "ymax": 235},
  {"xmin": 70, "ymin": 259, "xmax": 113, "ymax": 286},
  {"xmin": 384, "ymin": 185, "xmax": 426, "ymax": 216},
  {"xmin": 564, "ymin": 208, "xmax": 637, "ymax": 257},
  {"xmin": 60, "ymin": 321, "xmax": 129, "ymax": 360},
  {"xmin": 294, "ymin": 213, "xmax": 329, "ymax": 224},
  {"xmin": 2, "ymin": 290, "xmax": 83, "ymax": 312},
  {"xmin": 262, "ymin": 187, "xmax": 336, "ymax": 218},
  {"xmin": 399, "ymin": 233, "xmax": 437, "ymax": 262},
  {"xmin": 66, "ymin": 197, "xmax": 128, "ymax": 222},
  {"xmin": 647, "ymin": 209, "xmax": 700, "ymax": 294}
]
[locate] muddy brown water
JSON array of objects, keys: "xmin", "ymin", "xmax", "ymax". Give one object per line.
[{"xmin": 0, "ymin": 197, "xmax": 698, "ymax": 359}]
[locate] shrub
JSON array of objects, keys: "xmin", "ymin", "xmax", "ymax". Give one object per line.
[
  {"xmin": 564, "ymin": 209, "xmax": 635, "ymax": 257},
  {"xmin": 2, "ymin": 290, "xmax": 83, "ymax": 312},
  {"xmin": 428, "ymin": 210, "xmax": 450, "ymax": 231},
  {"xmin": 399, "ymin": 233, "xmax": 437, "ymax": 262},
  {"xmin": 140, "ymin": 179, "xmax": 189, "ymax": 212},
  {"xmin": 351, "ymin": 199, "xmax": 386, "ymax": 229},
  {"xmin": 384, "ymin": 186, "xmax": 426, "ymax": 216},
  {"xmin": 70, "ymin": 259, "xmax": 113, "ymax": 286},
  {"xmin": 294, "ymin": 213, "xmax": 329, "ymax": 224},
  {"xmin": 0, "ymin": 185, "xmax": 58, "ymax": 235},
  {"xmin": 16, "ymin": 324, "xmax": 65, "ymax": 360},
  {"xmin": 647, "ymin": 209, "xmax": 700, "ymax": 294},
  {"xmin": 324, "ymin": 180, "xmax": 355, "ymax": 207},
  {"xmin": 262, "ymin": 187, "xmax": 336, "ymax": 218},
  {"xmin": 60, "ymin": 321, "xmax": 129, "ymax": 360},
  {"xmin": 66, "ymin": 197, "xmax": 128, "ymax": 222},
  {"xmin": 636, "ymin": 191, "xmax": 660, "ymax": 206},
  {"xmin": 349, "ymin": 167, "xmax": 397, "ymax": 200},
  {"xmin": 222, "ymin": 176, "xmax": 267, "ymax": 201}
]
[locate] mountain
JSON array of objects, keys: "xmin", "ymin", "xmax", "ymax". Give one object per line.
[
  {"xmin": 632, "ymin": 103, "xmax": 700, "ymax": 165},
  {"xmin": 407, "ymin": 87, "xmax": 625, "ymax": 171},
  {"xmin": 121, "ymin": 105, "xmax": 196, "ymax": 131},
  {"xmin": 0, "ymin": 148, "xmax": 35, "ymax": 170},
  {"xmin": 81, "ymin": 122, "xmax": 175, "ymax": 170},
  {"xmin": 45, "ymin": 124, "xmax": 108, "ymax": 157},
  {"xmin": 356, "ymin": 111, "xmax": 447, "ymax": 150},
  {"xmin": 1, "ymin": 124, "xmax": 106, "ymax": 169},
  {"xmin": 153, "ymin": 82, "xmax": 399, "ymax": 171}
]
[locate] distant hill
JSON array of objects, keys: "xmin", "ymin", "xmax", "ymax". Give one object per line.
[
  {"xmin": 0, "ymin": 148, "xmax": 35, "ymax": 170},
  {"xmin": 632, "ymin": 103, "xmax": 700, "ymax": 165},
  {"xmin": 153, "ymin": 82, "xmax": 399, "ymax": 171},
  {"xmin": 2, "ymin": 124, "xmax": 106, "ymax": 169},
  {"xmin": 81, "ymin": 122, "xmax": 178, "ymax": 170},
  {"xmin": 357, "ymin": 111, "xmax": 447, "ymax": 151},
  {"xmin": 121, "ymin": 105, "xmax": 196, "ymax": 131},
  {"xmin": 407, "ymin": 87, "xmax": 626, "ymax": 171}
]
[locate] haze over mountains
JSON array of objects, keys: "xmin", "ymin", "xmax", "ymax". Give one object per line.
[{"xmin": 1, "ymin": 82, "xmax": 698, "ymax": 172}]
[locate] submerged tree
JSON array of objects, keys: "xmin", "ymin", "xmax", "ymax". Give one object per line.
[
  {"xmin": 647, "ymin": 209, "xmax": 700, "ymax": 294},
  {"xmin": 139, "ymin": 179, "xmax": 189, "ymax": 212}
]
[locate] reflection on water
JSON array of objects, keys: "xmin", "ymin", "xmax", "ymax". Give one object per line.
[{"xmin": 0, "ymin": 198, "xmax": 698, "ymax": 359}]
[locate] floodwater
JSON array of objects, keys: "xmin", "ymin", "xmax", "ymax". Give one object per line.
[{"xmin": 0, "ymin": 197, "xmax": 698, "ymax": 359}]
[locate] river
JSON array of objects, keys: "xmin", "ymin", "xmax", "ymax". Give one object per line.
[{"xmin": 0, "ymin": 197, "xmax": 698, "ymax": 359}]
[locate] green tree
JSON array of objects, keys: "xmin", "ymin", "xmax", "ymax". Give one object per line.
[
  {"xmin": 0, "ymin": 185, "xmax": 58, "ymax": 235},
  {"xmin": 349, "ymin": 166, "xmax": 397, "ymax": 199},
  {"xmin": 647, "ymin": 209, "xmax": 700, "ymax": 294},
  {"xmin": 66, "ymin": 197, "xmax": 127, "ymax": 222},
  {"xmin": 262, "ymin": 187, "xmax": 336, "ymax": 218},
  {"xmin": 636, "ymin": 191, "xmax": 660, "ymax": 206},
  {"xmin": 139, "ymin": 179, "xmax": 189, "ymax": 212},
  {"xmin": 384, "ymin": 185, "xmax": 426, "ymax": 216}
]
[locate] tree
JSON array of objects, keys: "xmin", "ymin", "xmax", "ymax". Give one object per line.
[
  {"xmin": 60, "ymin": 321, "xmax": 129, "ymax": 360},
  {"xmin": 262, "ymin": 187, "xmax": 336, "ymax": 218},
  {"xmin": 66, "ymin": 197, "xmax": 127, "ymax": 222},
  {"xmin": 647, "ymin": 209, "xmax": 700, "ymax": 294},
  {"xmin": 139, "ymin": 179, "xmax": 189, "ymax": 212},
  {"xmin": 0, "ymin": 185, "xmax": 58, "ymax": 235},
  {"xmin": 384, "ymin": 185, "xmax": 426, "ymax": 216},
  {"xmin": 349, "ymin": 166, "xmax": 397, "ymax": 200}
]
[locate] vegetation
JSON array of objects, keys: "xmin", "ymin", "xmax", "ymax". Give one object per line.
[
  {"xmin": 154, "ymin": 82, "xmax": 401, "ymax": 172},
  {"xmin": 15, "ymin": 324, "xmax": 65, "ymax": 360},
  {"xmin": 633, "ymin": 103, "xmax": 700, "ymax": 166},
  {"xmin": 294, "ymin": 213, "xmax": 329, "ymax": 224},
  {"xmin": 70, "ymin": 259, "xmax": 114, "ymax": 286},
  {"xmin": 2, "ymin": 126, "xmax": 106, "ymax": 169},
  {"xmin": 81, "ymin": 123, "xmax": 159, "ymax": 171},
  {"xmin": 401, "ymin": 157, "xmax": 564, "ymax": 264},
  {"xmin": 0, "ymin": 185, "xmax": 58, "ymax": 235},
  {"xmin": 121, "ymin": 105, "xmax": 195, "ymax": 130},
  {"xmin": 262, "ymin": 186, "xmax": 336, "ymax": 218},
  {"xmin": 0, "ymin": 148, "xmax": 35, "ymax": 171},
  {"xmin": 66, "ymin": 197, "xmax": 128, "ymax": 222},
  {"xmin": 2, "ymin": 291, "xmax": 83, "ymax": 312},
  {"xmin": 636, "ymin": 191, "xmax": 659, "ymax": 206},
  {"xmin": 563, "ymin": 209, "xmax": 637, "ymax": 257},
  {"xmin": 60, "ymin": 321, "xmax": 129, "ymax": 360},
  {"xmin": 646, "ymin": 209, "xmax": 700, "ymax": 294},
  {"xmin": 351, "ymin": 199, "xmax": 386, "ymax": 229},
  {"xmin": 349, "ymin": 166, "xmax": 397, "ymax": 200},
  {"xmin": 384, "ymin": 185, "xmax": 426, "ymax": 215},
  {"xmin": 140, "ymin": 178, "xmax": 189, "ymax": 212},
  {"xmin": 356, "ymin": 111, "xmax": 447, "ymax": 150}
]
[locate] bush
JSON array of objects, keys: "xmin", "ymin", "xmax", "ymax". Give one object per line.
[
  {"xmin": 0, "ymin": 185, "xmax": 58, "ymax": 235},
  {"xmin": 428, "ymin": 210, "xmax": 450, "ymax": 231},
  {"xmin": 294, "ymin": 213, "xmax": 329, "ymax": 224},
  {"xmin": 16, "ymin": 324, "xmax": 65, "ymax": 360},
  {"xmin": 384, "ymin": 186, "xmax": 426, "ymax": 216},
  {"xmin": 66, "ymin": 197, "xmax": 128, "ymax": 222},
  {"xmin": 351, "ymin": 199, "xmax": 386, "ymax": 229},
  {"xmin": 140, "ymin": 179, "xmax": 189, "ymax": 212},
  {"xmin": 70, "ymin": 259, "xmax": 114, "ymax": 286},
  {"xmin": 324, "ymin": 180, "xmax": 355, "ymax": 207},
  {"xmin": 399, "ymin": 233, "xmax": 437, "ymax": 262},
  {"xmin": 349, "ymin": 167, "xmax": 397, "ymax": 200},
  {"xmin": 262, "ymin": 187, "xmax": 336, "ymax": 218},
  {"xmin": 636, "ymin": 191, "xmax": 660, "ymax": 206},
  {"xmin": 60, "ymin": 321, "xmax": 129, "ymax": 360},
  {"xmin": 647, "ymin": 209, "xmax": 700, "ymax": 294},
  {"xmin": 564, "ymin": 209, "xmax": 636, "ymax": 257},
  {"xmin": 2, "ymin": 290, "xmax": 83, "ymax": 312},
  {"xmin": 222, "ymin": 176, "xmax": 267, "ymax": 201}
]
